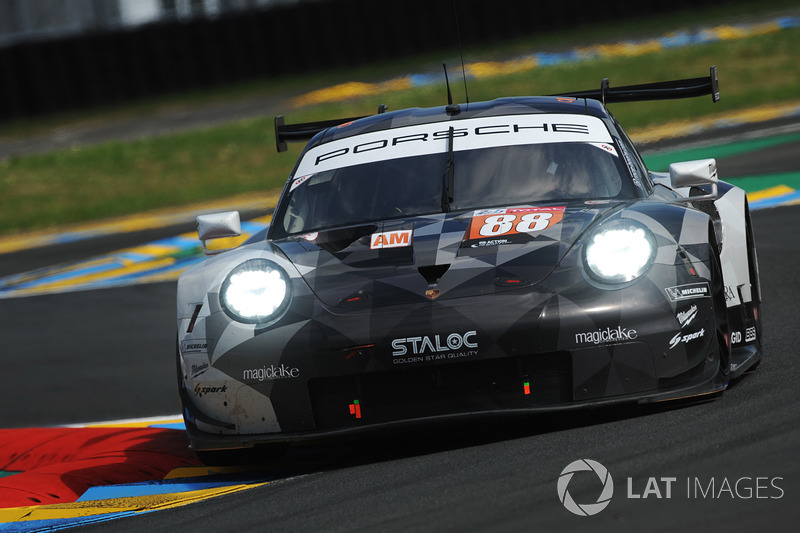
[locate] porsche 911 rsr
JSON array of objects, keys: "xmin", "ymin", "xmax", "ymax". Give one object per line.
[{"xmin": 175, "ymin": 67, "xmax": 762, "ymax": 454}]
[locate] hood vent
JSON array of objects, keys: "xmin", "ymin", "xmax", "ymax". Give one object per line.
[{"xmin": 418, "ymin": 264, "xmax": 450, "ymax": 284}]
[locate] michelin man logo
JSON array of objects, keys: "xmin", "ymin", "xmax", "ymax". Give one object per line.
[{"xmin": 557, "ymin": 459, "xmax": 614, "ymax": 516}]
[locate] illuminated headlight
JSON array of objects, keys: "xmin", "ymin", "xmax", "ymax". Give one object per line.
[
  {"xmin": 220, "ymin": 259, "xmax": 291, "ymax": 324},
  {"xmin": 584, "ymin": 219, "xmax": 656, "ymax": 283}
]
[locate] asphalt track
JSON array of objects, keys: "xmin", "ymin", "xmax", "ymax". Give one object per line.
[{"xmin": 1, "ymin": 128, "xmax": 799, "ymax": 531}]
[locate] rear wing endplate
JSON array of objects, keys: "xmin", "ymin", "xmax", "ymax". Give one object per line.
[{"xmin": 274, "ymin": 67, "xmax": 719, "ymax": 152}]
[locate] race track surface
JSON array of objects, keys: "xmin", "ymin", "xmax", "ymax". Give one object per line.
[{"xmin": 1, "ymin": 129, "xmax": 799, "ymax": 531}]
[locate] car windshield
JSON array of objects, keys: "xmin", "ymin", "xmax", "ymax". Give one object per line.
[{"xmin": 277, "ymin": 141, "xmax": 635, "ymax": 236}]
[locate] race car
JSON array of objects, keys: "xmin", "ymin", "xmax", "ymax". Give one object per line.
[{"xmin": 175, "ymin": 66, "xmax": 762, "ymax": 455}]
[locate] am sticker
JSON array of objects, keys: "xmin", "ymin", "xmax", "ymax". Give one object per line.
[{"xmin": 370, "ymin": 229, "xmax": 413, "ymax": 249}]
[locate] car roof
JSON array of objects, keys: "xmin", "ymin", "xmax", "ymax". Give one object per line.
[{"xmin": 306, "ymin": 96, "xmax": 612, "ymax": 149}]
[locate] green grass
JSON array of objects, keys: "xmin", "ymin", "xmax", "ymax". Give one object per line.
[{"xmin": 1, "ymin": 0, "xmax": 799, "ymax": 236}]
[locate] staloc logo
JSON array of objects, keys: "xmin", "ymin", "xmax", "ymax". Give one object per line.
[
  {"xmin": 575, "ymin": 326, "xmax": 638, "ymax": 346},
  {"xmin": 391, "ymin": 331, "xmax": 478, "ymax": 356}
]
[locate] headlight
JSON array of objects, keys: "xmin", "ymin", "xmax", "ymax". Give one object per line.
[
  {"xmin": 220, "ymin": 259, "xmax": 291, "ymax": 324},
  {"xmin": 584, "ymin": 219, "xmax": 656, "ymax": 283}
]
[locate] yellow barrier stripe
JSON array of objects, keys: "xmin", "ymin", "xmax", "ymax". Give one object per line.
[
  {"xmin": 0, "ymin": 484, "xmax": 267, "ymax": 523},
  {"xmin": 9, "ymin": 258, "xmax": 177, "ymax": 296},
  {"xmin": 747, "ymin": 185, "xmax": 795, "ymax": 202},
  {"xmin": 0, "ymin": 192, "xmax": 279, "ymax": 255},
  {"xmin": 629, "ymin": 102, "xmax": 800, "ymax": 144},
  {"xmin": 81, "ymin": 417, "xmax": 185, "ymax": 429},
  {"xmin": 467, "ymin": 58, "xmax": 537, "ymax": 79}
]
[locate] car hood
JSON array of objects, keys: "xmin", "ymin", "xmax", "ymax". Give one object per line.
[{"xmin": 274, "ymin": 203, "xmax": 619, "ymax": 307}]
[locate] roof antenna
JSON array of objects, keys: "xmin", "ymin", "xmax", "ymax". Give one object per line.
[
  {"xmin": 452, "ymin": 0, "xmax": 469, "ymax": 105},
  {"xmin": 443, "ymin": 64, "xmax": 460, "ymax": 115},
  {"xmin": 443, "ymin": 63, "xmax": 453, "ymax": 106},
  {"xmin": 600, "ymin": 78, "xmax": 609, "ymax": 106}
]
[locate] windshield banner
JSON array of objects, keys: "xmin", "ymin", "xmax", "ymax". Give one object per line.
[{"xmin": 295, "ymin": 114, "xmax": 614, "ymax": 176}]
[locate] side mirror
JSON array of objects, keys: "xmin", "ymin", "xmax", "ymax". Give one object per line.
[
  {"xmin": 197, "ymin": 211, "xmax": 242, "ymax": 255},
  {"xmin": 669, "ymin": 159, "xmax": 718, "ymax": 202}
]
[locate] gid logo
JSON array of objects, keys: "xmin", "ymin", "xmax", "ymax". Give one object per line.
[{"xmin": 557, "ymin": 459, "xmax": 614, "ymax": 516}]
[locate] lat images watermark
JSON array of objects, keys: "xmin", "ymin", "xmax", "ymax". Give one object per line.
[
  {"xmin": 557, "ymin": 459, "xmax": 614, "ymax": 516},
  {"xmin": 557, "ymin": 460, "xmax": 785, "ymax": 516}
]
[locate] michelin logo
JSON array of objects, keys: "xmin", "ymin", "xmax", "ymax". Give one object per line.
[{"xmin": 665, "ymin": 283, "xmax": 709, "ymax": 302}]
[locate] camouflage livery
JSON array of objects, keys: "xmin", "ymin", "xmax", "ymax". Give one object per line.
[{"xmin": 176, "ymin": 87, "xmax": 761, "ymax": 452}]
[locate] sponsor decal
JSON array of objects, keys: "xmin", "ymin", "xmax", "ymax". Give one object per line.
[
  {"xmin": 391, "ymin": 331, "xmax": 478, "ymax": 364},
  {"xmin": 181, "ymin": 339, "xmax": 210, "ymax": 354},
  {"xmin": 575, "ymin": 326, "xmax": 638, "ymax": 345},
  {"xmin": 370, "ymin": 229, "xmax": 412, "ymax": 249},
  {"xmin": 731, "ymin": 331, "xmax": 742, "ymax": 344},
  {"xmin": 677, "ymin": 305, "xmax": 698, "ymax": 328},
  {"xmin": 194, "ymin": 384, "xmax": 227, "ymax": 397},
  {"xmin": 724, "ymin": 285, "xmax": 736, "ymax": 302},
  {"xmin": 290, "ymin": 174, "xmax": 311, "ymax": 191},
  {"xmin": 618, "ymin": 144, "xmax": 644, "ymax": 191},
  {"xmin": 242, "ymin": 364, "xmax": 300, "ymax": 382},
  {"xmin": 301, "ymin": 232, "xmax": 319, "ymax": 242},
  {"xmin": 392, "ymin": 331, "xmax": 478, "ymax": 356},
  {"xmin": 190, "ymin": 362, "xmax": 209, "ymax": 378},
  {"xmin": 665, "ymin": 282, "xmax": 710, "ymax": 302},
  {"xmin": 745, "ymin": 327, "xmax": 757, "ymax": 343},
  {"xmin": 669, "ymin": 328, "xmax": 705, "ymax": 350},
  {"xmin": 295, "ymin": 114, "xmax": 614, "ymax": 176},
  {"xmin": 470, "ymin": 238, "xmax": 513, "ymax": 248},
  {"xmin": 591, "ymin": 142, "xmax": 618, "ymax": 157},
  {"xmin": 466, "ymin": 206, "xmax": 566, "ymax": 242}
]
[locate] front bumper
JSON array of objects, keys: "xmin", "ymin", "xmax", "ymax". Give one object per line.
[{"xmin": 178, "ymin": 263, "xmax": 725, "ymax": 451}]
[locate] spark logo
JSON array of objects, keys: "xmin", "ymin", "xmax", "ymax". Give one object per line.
[
  {"xmin": 370, "ymin": 229, "xmax": 412, "ymax": 249},
  {"xmin": 557, "ymin": 459, "xmax": 614, "ymax": 516}
]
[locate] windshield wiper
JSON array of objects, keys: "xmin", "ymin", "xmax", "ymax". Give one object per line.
[{"xmin": 441, "ymin": 126, "xmax": 455, "ymax": 213}]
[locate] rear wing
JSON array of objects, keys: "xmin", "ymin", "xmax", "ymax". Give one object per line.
[
  {"xmin": 274, "ymin": 67, "xmax": 719, "ymax": 152},
  {"xmin": 553, "ymin": 65, "xmax": 720, "ymax": 105},
  {"xmin": 274, "ymin": 104, "xmax": 389, "ymax": 152},
  {"xmin": 274, "ymin": 115, "xmax": 365, "ymax": 152}
]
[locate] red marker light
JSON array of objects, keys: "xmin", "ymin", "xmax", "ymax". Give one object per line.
[{"xmin": 349, "ymin": 400, "xmax": 362, "ymax": 418}]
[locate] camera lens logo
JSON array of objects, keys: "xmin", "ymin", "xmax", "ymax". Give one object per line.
[{"xmin": 557, "ymin": 459, "xmax": 614, "ymax": 516}]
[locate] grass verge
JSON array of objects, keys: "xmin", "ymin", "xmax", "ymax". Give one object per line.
[{"xmin": 1, "ymin": 0, "xmax": 799, "ymax": 236}]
